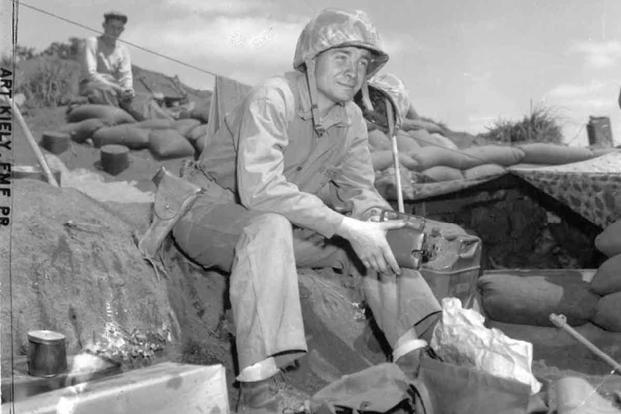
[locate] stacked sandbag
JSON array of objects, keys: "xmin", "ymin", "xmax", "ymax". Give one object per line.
[
  {"xmin": 186, "ymin": 124, "xmax": 210, "ymax": 153},
  {"xmin": 133, "ymin": 119, "xmax": 175, "ymax": 130},
  {"xmin": 173, "ymin": 118, "xmax": 202, "ymax": 137},
  {"xmin": 594, "ymin": 220, "xmax": 621, "ymax": 257},
  {"xmin": 368, "ymin": 129, "xmax": 390, "ymax": 151},
  {"xmin": 149, "ymin": 129, "xmax": 196, "ymax": 159},
  {"xmin": 92, "ymin": 124, "xmax": 151, "ymax": 149},
  {"xmin": 59, "ymin": 118, "xmax": 111, "ymax": 143},
  {"xmin": 371, "ymin": 150, "xmax": 418, "ymax": 171},
  {"xmin": 62, "ymin": 103, "xmax": 207, "ymax": 159},
  {"xmin": 408, "ymin": 146, "xmax": 474, "ymax": 171},
  {"xmin": 408, "ymin": 129, "xmax": 458, "ymax": 150},
  {"xmin": 461, "ymin": 145, "xmax": 525, "ymax": 169},
  {"xmin": 421, "ymin": 166, "xmax": 463, "ymax": 182},
  {"xmin": 463, "ymin": 163, "xmax": 507, "ymax": 180},
  {"xmin": 589, "ymin": 220, "xmax": 621, "ymax": 331},
  {"xmin": 374, "ymin": 166, "xmax": 415, "ymax": 200},
  {"xmin": 477, "ymin": 272, "xmax": 599, "ymax": 327},
  {"xmin": 518, "ymin": 143, "xmax": 594, "ymax": 165},
  {"xmin": 66, "ymin": 104, "xmax": 136, "ymax": 125}
]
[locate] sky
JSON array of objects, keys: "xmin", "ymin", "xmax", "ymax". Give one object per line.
[{"xmin": 2, "ymin": 0, "xmax": 621, "ymax": 146}]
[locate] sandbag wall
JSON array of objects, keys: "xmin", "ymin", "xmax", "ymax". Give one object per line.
[
  {"xmin": 369, "ymin": 126, "xmax": 599, "ymax": 198},
  {"xmin": 477, "ymin": 218, "xmax": 621, "ymax": 333},
  {"xmin": 57, "ymin": 104, "xmax": 209, "ymax": 160}
]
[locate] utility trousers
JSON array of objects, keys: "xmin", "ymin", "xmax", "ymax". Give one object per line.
[
  {"xmin": 173, "ymin": 178, "xmax": 441, "ymax": 373},
  {"xmin": 79, "ymin": 79, "xmax": 144, "ymax": 121}
]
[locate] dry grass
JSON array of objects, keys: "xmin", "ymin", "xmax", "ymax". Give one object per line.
[
  {"xmin": 15, "ymin": 56, "xmax": 81, "ymax": 107},
  {"xmin": 481, "ymin": 107, "xmax": 563, "ymax": 144}
]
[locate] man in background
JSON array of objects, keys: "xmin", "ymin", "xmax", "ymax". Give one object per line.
[{"xmin": 79, "ymin": 11, "xmax": 143, "ymax": 120}]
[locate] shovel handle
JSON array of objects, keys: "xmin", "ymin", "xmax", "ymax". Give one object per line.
[
  {"xmin": 550, "ymin": 313, "xmax": 621, "ymax": 375},
  {"xmin": 1, "ymin": 95, "xmax": 59, "ymax": 187}
]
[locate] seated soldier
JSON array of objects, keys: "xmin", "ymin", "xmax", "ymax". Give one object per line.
[
  {"xmin": 79, "ymin": 11, "xmax": 143, "ymax": 120},
  {"xmin": 172, "ymin": 8, "xmax": 441, "ymax": 413}
]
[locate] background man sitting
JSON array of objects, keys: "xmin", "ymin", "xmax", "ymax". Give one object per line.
[{"xmin": 79, "ymin": 11, "xmax": 143, "ymax": 120}]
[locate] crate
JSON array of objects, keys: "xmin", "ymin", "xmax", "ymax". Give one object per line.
[
  {"xmin": 421, "ymin": 219, "xmax": 482, "ymax": 307},
  {"xmin": 4, "ymin": 362, "xmax": 229, "ymax": 414}
]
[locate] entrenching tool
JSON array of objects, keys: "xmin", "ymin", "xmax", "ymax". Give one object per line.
[{"xmin": 385, "ymin": 97, "xmax": 404, "ymax": 213}]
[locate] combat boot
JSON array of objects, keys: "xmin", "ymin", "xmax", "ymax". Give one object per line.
[{"xmin": 237, "ymin": 375, "xmax": 309, "ymax": 414}]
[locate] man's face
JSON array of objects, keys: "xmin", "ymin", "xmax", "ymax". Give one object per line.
[
  {"xmin": 102, "ymin": 18, "xmax": 125, "ymax": 41},
  {"xmin": 314, "ymin": 46, "xmax": 371, "ymax": 106}
]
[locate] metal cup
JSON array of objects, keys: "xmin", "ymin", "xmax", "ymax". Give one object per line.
[{"xmin": 27, "ymin": 330, "xmax": 68, "ymax": 377}]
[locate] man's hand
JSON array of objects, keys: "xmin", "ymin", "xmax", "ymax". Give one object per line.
[
  {"xmin": 336, "ymin": 216, "xmax": 405, "ymax": 274},
  {"xmin": 120, "ymin": 88, "xmax": 135, "ymax": 102}
]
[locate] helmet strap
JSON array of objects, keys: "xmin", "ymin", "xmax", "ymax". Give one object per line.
[
  {"xmin": 304, "ymin": 58, "xmax": 324, "ymax": 135},
  {"xmin": 360, "ymin": 79, "xmax": 374, "ymax": 112}
]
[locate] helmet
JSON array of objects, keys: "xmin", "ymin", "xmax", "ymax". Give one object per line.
[
  {"xmin": 293, "ymin": 8, "xmax": 389, "ymax": 78},
  {"xmin": 368, "ymin": 73, "xmax": 411, "ymax": 125}
]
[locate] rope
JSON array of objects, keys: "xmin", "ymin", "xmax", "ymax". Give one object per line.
[{"xmin": 9, "ymin": 0, "xmax": 220, "ymax": 78}]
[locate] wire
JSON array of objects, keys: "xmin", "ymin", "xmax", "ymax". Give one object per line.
[
  {"xmin": 11, "ymin": 0, "xmax": 220, "ymax": 78},
  {"xmin": 566, "ymin": 123, "xmax": 587, "ymax": 146}
]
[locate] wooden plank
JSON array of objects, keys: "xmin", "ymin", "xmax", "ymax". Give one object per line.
[{"xmin": 4, "ymin": 363, "xmax": 229, "ymax": 414}]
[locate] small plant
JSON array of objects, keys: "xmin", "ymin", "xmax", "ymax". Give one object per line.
[{"xmin": 481, "ymin": 106, "xmax": 563, "ymax": 144}]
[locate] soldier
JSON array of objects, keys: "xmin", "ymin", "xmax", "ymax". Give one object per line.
[
  {"xmin": 173, "ymin": 9, "xmax": 441, "ymax": 413},
  {"xmin": 79, "ymin": 11, "xmax": 143, "ymax": 120}
]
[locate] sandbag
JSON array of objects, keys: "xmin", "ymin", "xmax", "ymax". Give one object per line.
[
  {"xmin": 463, "ymin": 164, "xmax": 506, "ymax": 180},
  {"xmin": 409, "ymin": 129, "xmax": 457, "ymax": 150},
  {"xmin": 409, "ymin": 146, "xmax": 472, "ymax": 171},
  {"xmin": 478, "ymin": 273, "xmax": 599, "ymax": 326},
  {"xmin": 66, "ymin": 104, "xmax": 135, "ymax": 125},
  {"xmin": 133, "ymin": 119, "xmax": 174, "ymax": 129},
  {"xmin": 421, "ymin": 165, "xmax": 463, "ymax": 182},
  {"xmin": 374, "ymin": 166, "xmax": 415, "ymax": 200},
  {"xmin": 461, "ymin": 145, "xmax": 525, "ymax": 168},
  {"xmin": 429, "ymin": 133, "xmax": 458, "ymax": 150},
  {"xmin": 398, "ymin": 153, "xmax": 418, "ymax": 170},
  {"xmin": 367, "ymin": 129, "xmax": 390, "ymax": 151},
  {"xmin": 92, "ymin": 125, "xmax": 150, "ymax": 149},
  {"xmin": 149, "ymin": 129, "xmax": 195, "ymax": 159},
  {"xmin": 590, "ymin": 254, "xmax": 621, "ymax": 295},
  {"xmin": 518, "ymin": 143, "xmax": 594, "ymax": 165},
  {"xmin": 60, "ymin": 118, "xmax": 109, "ymax": 143},
  {"xmin": 371, "ymin": 151, "xmax": 393, "ymax": 171},
  {"xmin": 591, "ymin": 292, "xmax": 621, "ymax": 332},
  {"xmin": 372, "ymin": 151, "xmax": 418, "ymax": 171},
  {"xmin": 194, "ymin": 134, "xmax": 208, "ymax": 155},
  {"xmin": 594, "ymin": 220, "xmax": 621, "ymax": 257},
  {"xmin": 173, "ymin": 118, "xmax": 202, "ymax": 138},
  {"xmin": 186, "ymin": 124, "xmax": 210, "ymax": 144},
  {"xmin": 190, "ymin": 99, "xmax": 211, "ymax": 123},
  {"xmin": 395, "ymin": 130, "xmax": 421, "ymax": 153}
]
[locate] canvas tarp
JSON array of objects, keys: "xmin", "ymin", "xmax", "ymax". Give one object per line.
[{"xmin": 508, "ymin": 152, "xmax": 621, "ymax": 229}]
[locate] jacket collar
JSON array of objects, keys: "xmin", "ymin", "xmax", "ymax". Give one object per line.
[{"xmin": 289, "ymin": 71, "xmax": 351, "ymax": 133}]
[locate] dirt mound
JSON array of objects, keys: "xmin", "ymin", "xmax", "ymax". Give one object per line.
[{"xmin": 2, "ymin": 179, "xmax": 180, "ymax": 370}]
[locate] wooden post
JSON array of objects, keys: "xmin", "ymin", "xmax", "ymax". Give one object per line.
[{"xmin": 2, "ymin": 96, "xmax": 59, "ymax": 187}]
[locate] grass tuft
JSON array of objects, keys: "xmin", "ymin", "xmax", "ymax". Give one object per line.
[{"xmin": 481, "ymin": 106, "xmax": 563, "ymax": 144}]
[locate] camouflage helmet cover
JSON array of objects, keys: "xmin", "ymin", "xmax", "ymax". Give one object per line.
[
  {"xmin": 293, "ymin": 8, "xmax": 389, "ymax": 78},
  {"xmin": 368, "ymin": 73, "xmax": 411, "ymax": 124}
]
